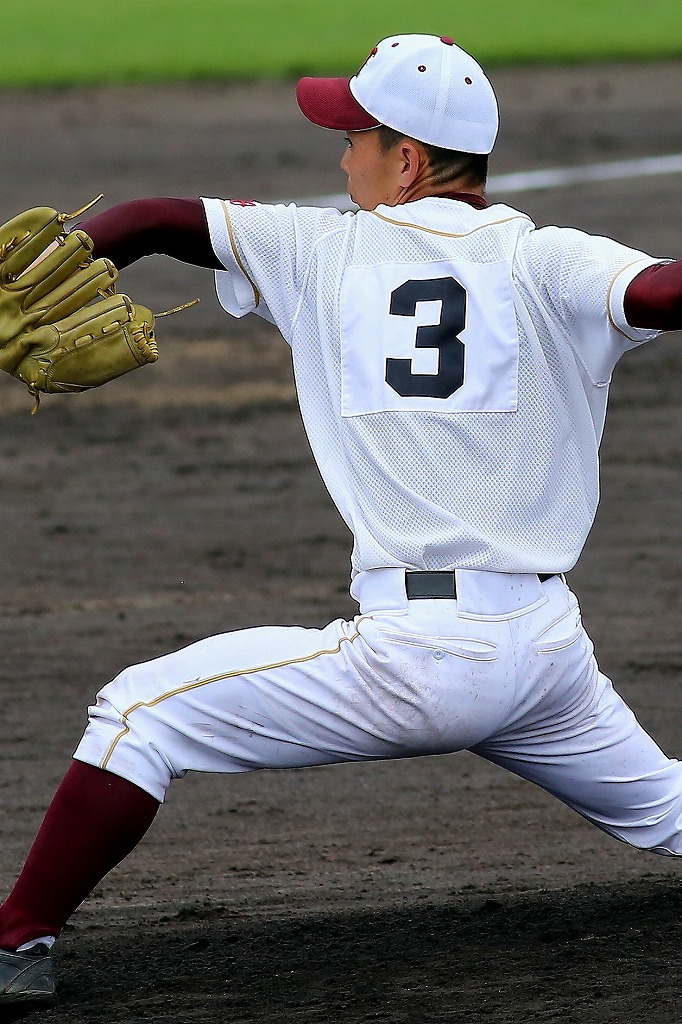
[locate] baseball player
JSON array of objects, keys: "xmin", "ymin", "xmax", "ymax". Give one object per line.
[{"xmin": 3, "ymin": 32, "xmax": 682, "ymax": 1013}]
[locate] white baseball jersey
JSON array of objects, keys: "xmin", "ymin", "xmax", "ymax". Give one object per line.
[
  {"xmin": 202, "ymin": 196, "xmax": 663, "ymax": 575},
  {"xmin": 74, "ymin": 199, "xmax": 682, "ymax": 863}
]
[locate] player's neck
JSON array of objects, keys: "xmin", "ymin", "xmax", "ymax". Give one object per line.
[
  {"xmin": 437, "ymin": 190, "xmax": 488, "ymax": 209},
  {"xmin": 397, "ymin": 188, "xmax": 487, "ymax": 210},
  {"xmin": 397, "ymin": 175, "xmax": 487, "ymax": 209}
]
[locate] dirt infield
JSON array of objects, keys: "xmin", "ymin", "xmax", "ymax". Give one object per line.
[{"xmin": 1, "ymin": 61, "xmax": 682, "ymax": 1023}]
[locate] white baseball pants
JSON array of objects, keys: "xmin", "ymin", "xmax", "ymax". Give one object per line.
[{"xmin": 74, "ymin": 569, "xmax": 682, "ymax": 855}]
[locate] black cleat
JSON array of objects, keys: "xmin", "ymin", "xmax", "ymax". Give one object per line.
[{"xmin": 0, "ymin": 944, "xmax": 56, "ymax": 1013}]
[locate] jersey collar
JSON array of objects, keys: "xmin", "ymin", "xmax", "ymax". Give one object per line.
[{"xmin": 436, "ymin": 191, "xmax": 488, "ymax": 209}]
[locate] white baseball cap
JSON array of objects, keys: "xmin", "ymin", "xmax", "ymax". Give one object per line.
[{"xmin": 296, "ymin": 34, "xmax": 499, "ymax": 154}]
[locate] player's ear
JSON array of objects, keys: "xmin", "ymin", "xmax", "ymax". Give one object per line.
[{"xmin": 397, "ymin": 139, "xmax": 427, "ymax": 188}]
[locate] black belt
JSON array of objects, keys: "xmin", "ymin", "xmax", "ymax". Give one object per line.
[{"xmin": 405, "ymin": 570, "xmax": 557, "ymax": 600}]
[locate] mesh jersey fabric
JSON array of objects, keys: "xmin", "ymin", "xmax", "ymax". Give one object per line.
[{"xmin": 201, "ymin": 195, "xmax": 663, "ymax": 575}]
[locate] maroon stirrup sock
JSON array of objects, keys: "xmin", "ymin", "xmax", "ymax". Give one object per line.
[{"xmin": 0, "ymin": 761, "xmax": 159, "ymax": 950}]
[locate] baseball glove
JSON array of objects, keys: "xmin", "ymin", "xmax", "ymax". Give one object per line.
[
  {"xmin": 11, "ymin": 293, "xmax": 158, "ymax": 412},
  {"xmin": 0, "ymin": 201, "xmax": 159, "ymax": 412}
]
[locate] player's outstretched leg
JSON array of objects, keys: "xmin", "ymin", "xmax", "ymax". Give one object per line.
[
  {"xmin": 473, "ymin": 610, "xmax": 682, "ymax": 856},
  {"xmin": 0, "ymin": 761, "xmax": 159, "ymax": 1012}
]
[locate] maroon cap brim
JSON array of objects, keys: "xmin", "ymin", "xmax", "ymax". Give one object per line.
[{"xmin": 296, "ymin": 77, "xmax": 380, "ymax": 131}]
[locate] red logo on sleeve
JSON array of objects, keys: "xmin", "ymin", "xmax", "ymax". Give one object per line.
[{"xmin": 229, "ymin": 199, "xmax": 257, "ymax": 207}]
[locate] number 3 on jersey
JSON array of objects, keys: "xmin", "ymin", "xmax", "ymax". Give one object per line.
[
  {"xmin": 386, "ymin": 278, "xmax": 466, "ymax": 399},
  {"xmin": 340, "ymin": 260, "xmax": 519, "ymax": 416}
]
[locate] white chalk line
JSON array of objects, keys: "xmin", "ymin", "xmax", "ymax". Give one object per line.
[
  {"xmin": 295, "ymin": 152, "xmax": 682, "ymax": 210},
  {"xmin": 490, "ymin": 153, "xmax": 682, "ymax": 194}
]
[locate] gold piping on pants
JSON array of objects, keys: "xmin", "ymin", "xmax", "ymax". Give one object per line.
[{"xmin": 100, "ymin": 626, "xmax": 366, "ymax": 771}]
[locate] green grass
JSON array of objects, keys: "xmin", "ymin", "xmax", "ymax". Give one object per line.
[{"xmin": 3, "ymin": 0, "xmax": 682, "ymax": 88}]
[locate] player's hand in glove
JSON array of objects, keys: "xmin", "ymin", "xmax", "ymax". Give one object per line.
[
  {"xmin": 0, "ymin": 200, "xmax": 196, "ymax": 412},
  {"xmin": 0, "ymin": 202, "xmax": 119, "ymax": 361},
  {"xmin": 11, "ymin": 292, "xmax": 159, "ymax": 413}
]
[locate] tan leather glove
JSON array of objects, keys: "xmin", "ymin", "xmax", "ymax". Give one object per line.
[
  {"xmin": 12, "ymin": 293, "xmax": 158, "ymax": 412},
  {"xmin": 0, "ymin": 203, "xmax": 160, "ymax": 411}
]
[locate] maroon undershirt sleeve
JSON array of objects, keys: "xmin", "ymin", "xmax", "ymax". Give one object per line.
[
  {"xmin": 79, "ymin": 197, "xmax": 222, "ymax": 271},
  {"xmin": 623, "ymin": 261, "xmax": 682, "ymax": 332}
]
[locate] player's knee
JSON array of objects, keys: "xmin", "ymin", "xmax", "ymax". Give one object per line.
[{"xmin": 76, "ymin": 668, "xmax": 176, "ymax": 803}]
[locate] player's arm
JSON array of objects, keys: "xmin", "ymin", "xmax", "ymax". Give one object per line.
[
  {"xmin": 624, "ymin": 261, "xmax": 682, "ymax": 331},
  {"xmin": 80, "ymin": 198, "xmax": 221, "ymax": 271},
  {"xmin": 87, "ymin": 196, "xmax": 345, "ymax": 332}
]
